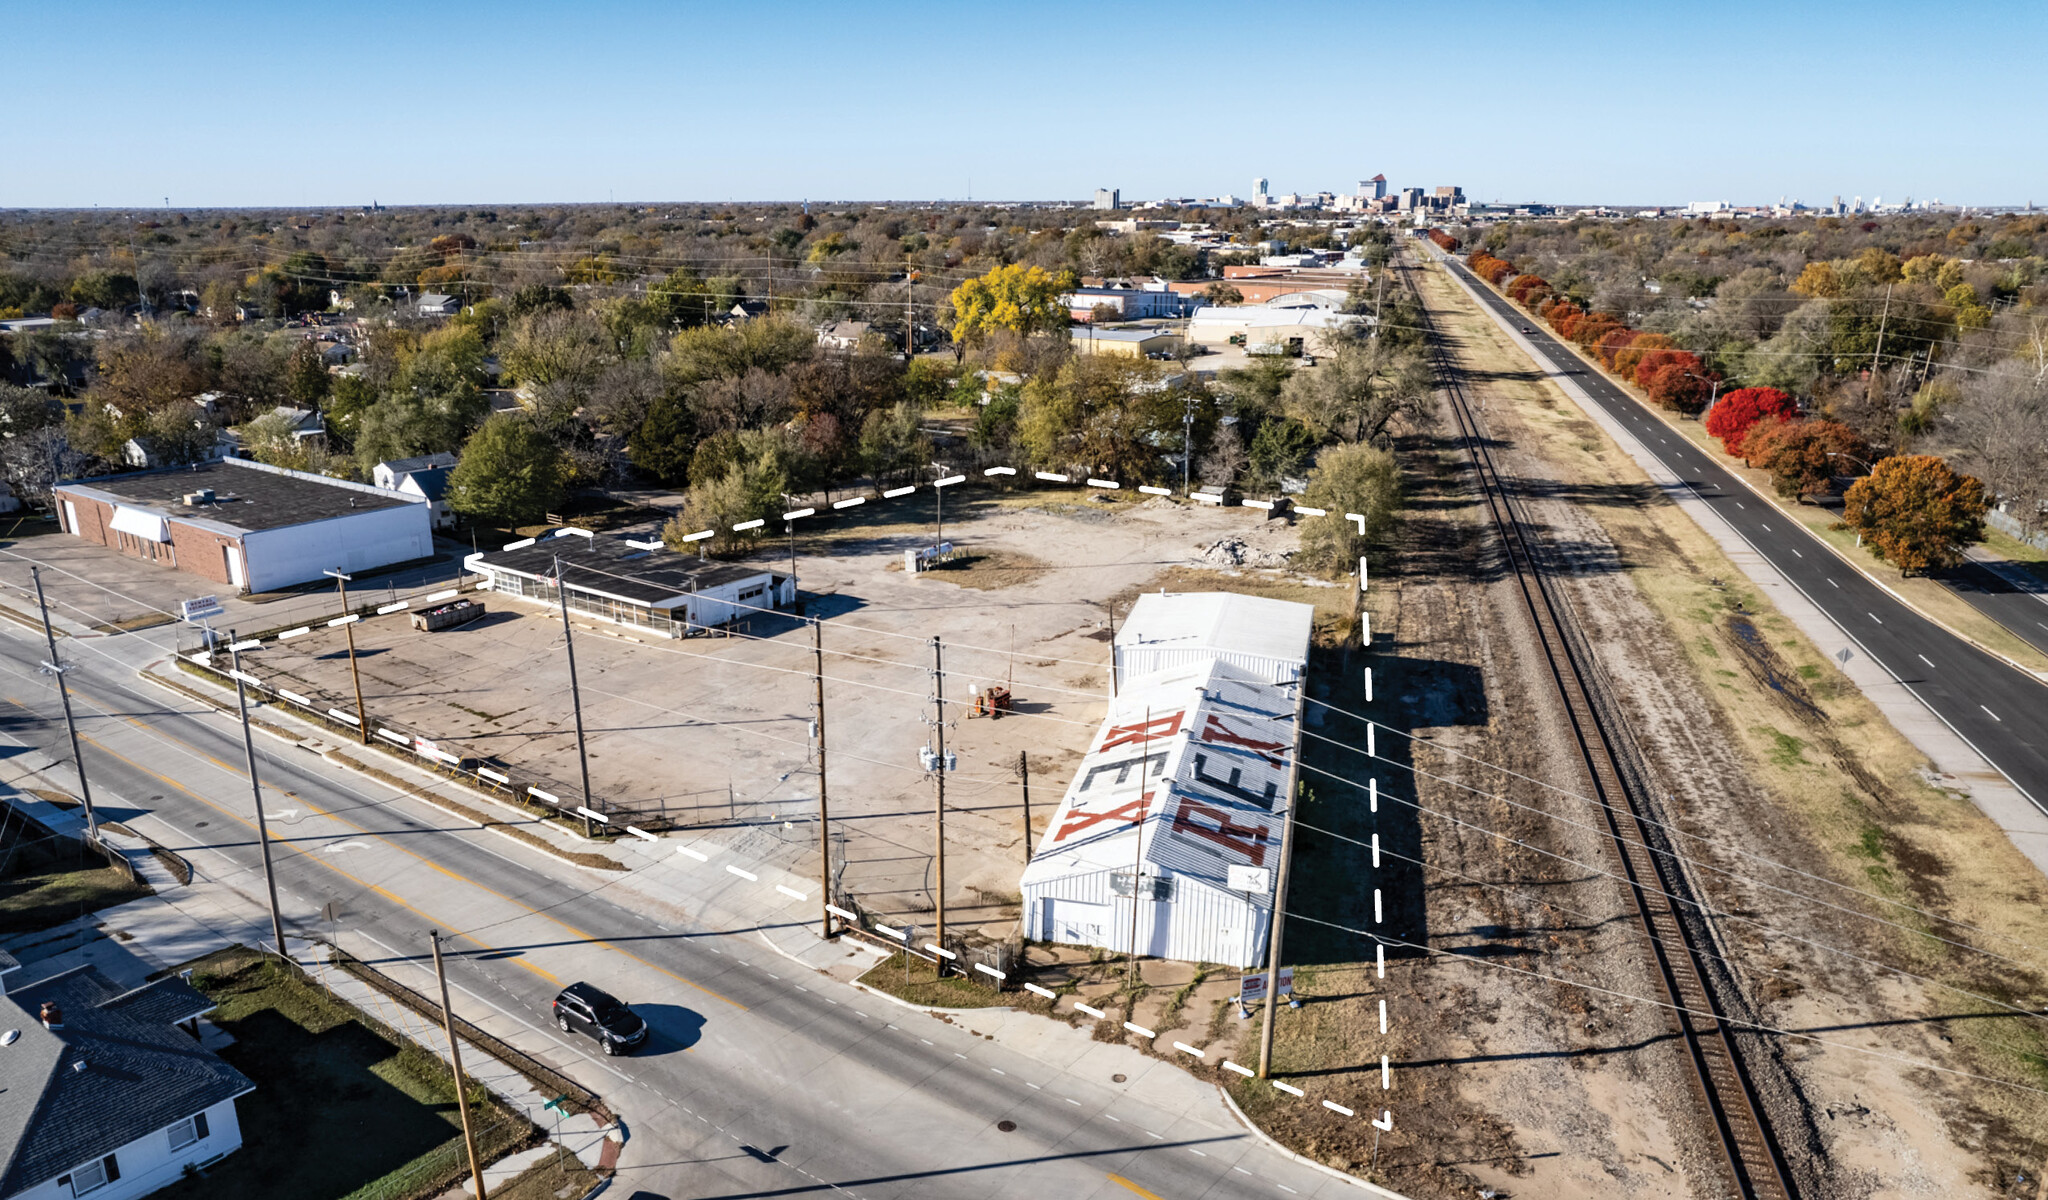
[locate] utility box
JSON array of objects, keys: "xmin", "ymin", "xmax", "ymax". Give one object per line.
[{"xmin": 411, "ymin": 598, "xmax": 485, "ymax": 632}]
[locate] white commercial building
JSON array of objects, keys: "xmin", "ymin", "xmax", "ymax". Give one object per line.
[
  {"xmin": 466, "ymin": 530, "xmax": 794, "ymax": 637},
  {"xmin": 1020, "ymin": 592, "xmax": 1313, "ymax": 967}
]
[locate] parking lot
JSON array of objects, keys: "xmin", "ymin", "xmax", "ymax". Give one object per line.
[{"xmin": 219, "ymin": 491, "xmax": 1309, "ymax": 935}]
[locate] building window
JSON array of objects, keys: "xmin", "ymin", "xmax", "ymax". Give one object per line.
[
  {"xmin": 169, "ymin": 1111, "xmax": 210, "ymax": 1150},
  {"xmin": 61, "ymin": 1154, "xmax": 120, "ymax": 1196}
]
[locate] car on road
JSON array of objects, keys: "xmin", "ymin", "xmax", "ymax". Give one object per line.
[
  {"xmin": 1520, "ymin": 325, "xmax": 1535, "ymax": 334},
  {"xmin": 552, "ymin": 982, "xmax": 648, "ymax": 1055}
]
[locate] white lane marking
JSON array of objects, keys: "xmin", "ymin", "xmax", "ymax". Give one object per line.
[
  {"xmin": 1983, "ymin": 705, "xmax": 2002, "ymax": 721},
  {"xmin": 1235, "ymin": 1166, "xmax": 1254, "ymax": 1175},
  {"xmin": 1104, "ymin": 1114, "xmax": 1119, "ymax": 1123},
  {"xmin": 1827, "ymin": 578, "xmax": 1839, "ymax": 588},
  {"xmin": 1144, "ymin": 1130, "xmax": 1162, "ymax": 1140},
  {"xmin": 1868, "ymin": 613, "xmax": 1883, "ymax": 624},
  {"xmin": 1790, "ymin": 547, "xmax": 1802, "ymax": 558},
  {"xmin": 1064, "ymin": 1097, "xmax": 1081, "ymax": 1106},
  {"xmin": 1028, "ymin": 1083, "xmax": 1041, "ymax": 1090},
  {"xmin": 991, "ymin": 1068, "xmax": 1006, "ymax": 1076},
  {"xmin": 1736, "ymin": 502, "xmax": 1746, "ymax": 509},
  {"xmin": 1918, "ymin": 654, "xmax": 1935, "ymax": 668},
  {"xmin": 1761, "ymin": 522, "xmax": 1771, "ymax": 531},
  {"xmin": 1188, "ymin": 1148, "xmax": 1208, "ymax": 1157},
  {"xmin": 920, "ymin": 1039, "xmax": 933, "ymax": 1045},
  {"xmin": 954, "ymin": 1053, "xmax": 966, "ymax": 1059},
  {"xmin": 1278, "ymin": 1187, "xmax": 1297, "ymax": 1195}
]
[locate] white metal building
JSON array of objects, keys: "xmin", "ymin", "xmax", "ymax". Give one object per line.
[
  {"xmin": 466, "ymin": 530, "xmax": 794, "ymax": 637},
  {"xmin": 1114, "ymin": 591, "xmax": 1314, "ymax": 686},
  {"xmin": 1022, "ymin": 591, "xmax": 1314, "ymax": 968}
]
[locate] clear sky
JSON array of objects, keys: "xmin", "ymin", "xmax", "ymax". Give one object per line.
[{"xmin": 8, "ymin": 0, "xmax": 2043, "ymax": 209}]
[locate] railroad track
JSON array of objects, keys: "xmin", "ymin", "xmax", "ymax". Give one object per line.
[{"xmin": 1401, "ymin": 252, "xmax": 1797, "ymax": 1199}]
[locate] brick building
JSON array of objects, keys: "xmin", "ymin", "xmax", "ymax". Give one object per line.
[{"xmin": 54, "ymin": 457, "xmax": 434, "ymax": 593}]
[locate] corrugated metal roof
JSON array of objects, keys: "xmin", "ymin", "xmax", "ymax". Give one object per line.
[{"xmin": 1020, "ymin": 657, "xmax": 1297, "ymax": 896}]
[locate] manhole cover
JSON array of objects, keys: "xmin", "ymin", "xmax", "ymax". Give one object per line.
[
  {"xmin": 150, "ymin": 795, "xmax": 164, "ymax": 801},
  {"xmin": 1111, "ymin": 1074, "xmax": 1126, "ymax": 1083},
  {"xmin": 997, "ymin": 1120, "xmax": 1017, "ymax": 1133},
  {"xmin": 194, "ymin": 821, "xmax": 209, "ymax": 828}
]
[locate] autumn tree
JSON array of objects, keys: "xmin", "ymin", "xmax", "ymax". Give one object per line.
[
  {"xmin": 1704, "ymin": 387, "xmax": 1798, "ymax": 455},
  {"xmin": 947, "ymin": 264, "xmax": 1074, "ymax": 350},
  {"xmin": 1839, "ymin": 454, "xmax": 1988, "ymax": 572},
  {"xmin": 664, "ymin": 446, "xmax": 788, "ymax": 554},
  {"xmin": 1744, "ymin": 419, "xmax": 1868, "ymax": 499}
]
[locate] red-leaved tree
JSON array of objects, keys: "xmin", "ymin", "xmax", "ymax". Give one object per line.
[
  {"xmin": 1611, "ymin": 332, "xmax": 1672, "ymax": 382},
  {"xmin": 1704, "ymin": 387, "xmax": 1798, "ymax": 455},
  {"xmin": 1744, "ymin": 419, "xmax": 1870, "ymax": 499}
]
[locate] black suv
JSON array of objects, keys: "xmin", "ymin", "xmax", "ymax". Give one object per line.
[{"xmin": 551, "ymin": 983, "xmax": 648, "ymax": 1055}]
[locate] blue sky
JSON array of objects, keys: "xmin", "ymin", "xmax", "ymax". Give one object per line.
[{"xmin": 7, "ymin": 0, "xmax": 2042, "ymax": 208}]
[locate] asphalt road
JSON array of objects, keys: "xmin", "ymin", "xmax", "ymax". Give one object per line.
[
  {"xmin": 1432, "ymin": 250, "xmax": 2048, "ymax": 815},
  {"xmin": 0, "ymin": 619, "xmax": 1355, "ymax": 1200}
]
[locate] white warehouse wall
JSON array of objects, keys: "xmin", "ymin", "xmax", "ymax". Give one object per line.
[{"xmin": 240, "ymin": 501, "xmax": 433, "ymax": 592}]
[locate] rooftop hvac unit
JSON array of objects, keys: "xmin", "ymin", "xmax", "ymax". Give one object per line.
[{"xmin": 181, "ymin": 489, "xmax": 215, "ymax": 506}]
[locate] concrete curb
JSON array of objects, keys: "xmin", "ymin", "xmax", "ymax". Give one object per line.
[
  {"xmin": 749, "ymin": 926, "xmax": 1020, "ymax": 1017},
  {"xmin": 1430, "ymin": 247, "xmax": 2048, "ymax": 685},
  {"xmin": 1215, "ymin": 1082, "xmax": 1413, "ymax": 1199}
]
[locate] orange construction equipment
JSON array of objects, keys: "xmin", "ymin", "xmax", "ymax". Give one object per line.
[{"xmin": 972, "ymin": 685, "xmax": 1013, "ymax": 720}]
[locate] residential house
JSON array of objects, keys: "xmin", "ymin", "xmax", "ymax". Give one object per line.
[
  {"xmin": 374, "ymin": 453, "xmax": 460, "ymax": 529},
  {"xmin": 416, "ymin": 294, "xmax": 461, "ymax": 318},
  {"xmin": 0, "ymin": 965, "xmax": 254, "ymax": 1200},
  {"xmin": 815, "ymin": 321, "xmax": 872, "ymax": 351}
]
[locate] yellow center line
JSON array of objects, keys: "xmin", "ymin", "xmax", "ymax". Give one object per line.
[
  {"xmin": 1106, "ymin": 1175, "xmax": 1168, "ymax": 1199},
  {"xmin": 53, "ymin": 685, "xmax": 747, "ymax": 1009}
]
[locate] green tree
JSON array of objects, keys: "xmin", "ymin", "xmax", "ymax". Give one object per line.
[
  {"xmin": 1839, "ymin": 454, "xmax": 1988, "ymax": 573},
  {"xmin": 1280, "ymin": 340, "xmax": 1428, "ymax": 445},
  {"xmin": 446, "ymin": 415, "xmax": 567, "ymax": 527},
  {"xmin": 664, "ymin": 448, "xmax": 788, "ymax": 554},
  {"xmin": 1296, "ymin": 442, "xmax": 1401, "ymax": 572},
  {"xmin": 1247, "ymin": 417, "xmax": 1318, "ymax": 490},
  {"xmin": 629, "ymin": 392, "xmax": 697, "ymax": 485},
  {"xmin": 857, "ymin": 404, "xmax": 933, "ymax": 489},
  {"xmin": 948, "ymin": 264, "xmax": 1074, "ymax": 349}
]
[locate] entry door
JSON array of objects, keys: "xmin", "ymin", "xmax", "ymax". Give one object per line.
[
  {"xmin": 62, "ymin": 500, "xmax": 77, "ymax": 535},
  {"xmin": 224, "ymin": 545, "xmax": 246, "ymax": 589}
]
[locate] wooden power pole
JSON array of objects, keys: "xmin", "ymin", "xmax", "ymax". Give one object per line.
[
  {"xmin": 813, "ymin": 617, "xmax": 832, "ymax": 938},
  {"xmin": 430, "ymin": 931, "xmax": 489, "ymax": 1200},
  {"xmin": 324, "ymin": 569, "xmax": 370, "ymax": 743},
  {"xmin": 1257, "ymin": 683, "xmax": 1310, "ymax": 1079}
]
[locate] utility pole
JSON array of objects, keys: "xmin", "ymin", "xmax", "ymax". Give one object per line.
[
  {"xmin": 1257, "ymin": 682, "xmax": 1310, "ymax": 1079},
  {"xmin": 1017, "ymin": 750, "xmax": 1032, "ymax": 863},
  {"xmin": 554, "ymin": 556, "xmax": 597, "ymax": 838},
  {"xmin": 1870, "ymin": 282, "xmax": 1894, "ymax": 375},
  {"xmin": 324, "ymin": 569, "xmax": 370, "ymax": 744},
  {"xmin": 1126, "ymin": 708, "xmax": 1151, "ymax": 983},
  {"xmin": 1107, "ymin": 599, "xmax": 1120, "ymax": 698},
  {"xmin": 1181, "ymin": 395, "xmax": 1196, "ymax": 494},
  {"xmin": 430, "ymin": 931, "xmax": 489, "ymax": 1200},
  {"xmin": 30, "ymin": 567, "xmax": 97, "ymax": 838},
  {"xmin": 931, "ymin": 636, "xmax": 949, "ymax": 975},
  {"xmin": 905, "ymin": 261, "xmax": 916, "ymax": 359},
  {"xmin": 812, "ymin": 617, "xmax": 832, "ymax": 938},
  {"xmin": 786, "ymin": 521, "xmax": 799, "ymax": 614},
  {"xmin": 226, "ymin": 632, "xmax": 288, "ymax": 957}
]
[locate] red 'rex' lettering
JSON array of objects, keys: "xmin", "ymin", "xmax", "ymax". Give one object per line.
[
  {"xmin": 1171, "ymin": 799, "xmax": 1270, "ymax": 866},
  {"xmin": 1052, "ymin": 793, "xmax": 1155, "ymax": 844},
  {"xmin": 1200, "ymin": 713, "xmax": 1289, "ymax": 767},
  {"xmin": 1099, "ymin": 711, "xmax": 1185, "ymax": 752}
]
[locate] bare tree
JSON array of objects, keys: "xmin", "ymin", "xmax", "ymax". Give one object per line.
[{"xmin": 1944, "ymin": 369, "xmax": 2048, "ymax": 540}]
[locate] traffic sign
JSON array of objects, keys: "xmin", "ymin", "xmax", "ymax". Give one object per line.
[{"xmin": 181, "ymin": 596, "xmax": 224, "ymax": 621}]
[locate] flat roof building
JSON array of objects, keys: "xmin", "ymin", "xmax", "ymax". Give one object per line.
[
  {"xmin": 54, "ymin": 457, "xmax": 433, "ymax": 593},
  {"xmin": 1070, "ymin": 327, "xmax": 1182, "ymax": 359},
  {"xmin": 466, "ymin": 530, "xmax": 793, "ymax": 637}
]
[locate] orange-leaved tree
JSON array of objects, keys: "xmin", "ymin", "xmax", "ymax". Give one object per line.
[
  {"xmin": 1611, "ymin": 332, "xmax": 1672, "ymax": 382},
  {"xmin": 1839, "ymin": 454, "xmax": 1988, "ymax": 572},
  {"xmin": 1745, "ymin": 419, "xmax": 1869, "ymax": 499},
  {"xmin": 1506, "ymin": 274, "xmax": 1550, "ymax": 306},
  {"xmin": 1703, "ymin": 387, "xmax": 1797, "ymax": 455}
]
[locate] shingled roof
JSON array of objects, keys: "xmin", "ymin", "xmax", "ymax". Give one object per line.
[{"xmin": 0, "ymin": 966, "xmax": 252, "ymax": 1195}]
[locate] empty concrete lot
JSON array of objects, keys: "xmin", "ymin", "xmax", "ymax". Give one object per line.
[{"xmin": 234, "ymin": 491, "xmax": 1310, "ymax": 931}]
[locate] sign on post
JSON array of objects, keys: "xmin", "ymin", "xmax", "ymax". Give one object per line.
[
  {"xmin": 180, "ymin": 596, "xmax": 224, "ymax": 621},
  {"xmin": 1226, "ymin": 865, "xmax": 1272, "ymax": 894},
  {"xmin": 1239, "ymin": 967, "xmax": 1295, "ymax": 1005}
]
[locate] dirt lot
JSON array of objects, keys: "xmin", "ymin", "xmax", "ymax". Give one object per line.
[
  {"xmin": 233, "ymin": 489, "xmax": 1315, "ymax": 937},
  {"xmin": 1406, "ymin": 256, "xmax": 2048, "ymax": 1198}
]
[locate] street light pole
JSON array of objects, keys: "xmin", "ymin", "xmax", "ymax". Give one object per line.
[
  {"xmin": 323, "ymin": 569, "xmax": 369, "ymax": 744},
  {"xmin": 1182, "ymin": 395, "xmax": 1196, "ymax": 494},
  {"xmin": 226, "ymin": 631, "xmax": 288, "ymax": 957},
  {"xmin": 30, "ymin": 567, "xmax": 98, "ymax": 838}
]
